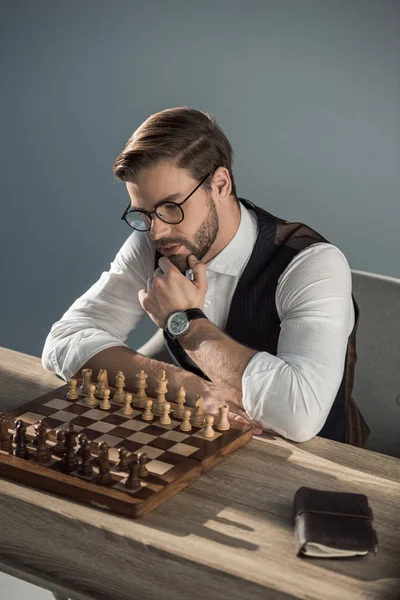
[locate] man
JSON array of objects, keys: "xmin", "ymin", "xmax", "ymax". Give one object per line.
[{"xmin": 42, "ymin": 107, "xmax": 368, "ymax": 444}]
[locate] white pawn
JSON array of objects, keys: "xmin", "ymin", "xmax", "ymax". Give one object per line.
[
  {"xmin": 202, "ymin": 414, "xmax": 215, "ymax": 438},
  {"xmin": 85, "ymin": 383, "xmax": 98, "ymax": 407},
  {"xmin": 180, "ymin": 408, "xmax": 192, "ymax": 432},
  {"xmin": 113, "ymin": 371, "xmax": 125, "ymax": 403},
  {"xmin": 173, "ymin": 387, "xmax": 186, "ymax": 419},
  {"xmin": 100, "ymin": 388, "xmax": 111, "ymax": 410},
  {"xmin": 142, "ymin": 398, "xmax": 154, "ymax": 421},
  {"xmin": 160, "ymin": 402, "xmax": 171, "ymax": 426},
  {"xmin": 67, "ymin": 378, "xmax": 78, "ymax": 400},
  {"xmin": 216, "ymin": 404, "xmax": 230, "ymax": 431},
  {"xmin": 122, "ymin": 392, "xmax": 134, "ymax": 416}
]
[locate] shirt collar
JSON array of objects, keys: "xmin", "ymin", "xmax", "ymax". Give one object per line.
[{"xmin": 206, "ymin": 200, "xmax": 258, "ymax": 276}]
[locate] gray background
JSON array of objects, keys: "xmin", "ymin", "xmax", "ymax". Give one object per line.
[{"xmin": 1, "ymin": 0, "xmax": 399, "ymax": 359}]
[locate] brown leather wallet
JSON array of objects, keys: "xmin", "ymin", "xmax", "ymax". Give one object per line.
[{"xmin": 293, "ymin": 487, "xmax": 378, "ymax": 558}]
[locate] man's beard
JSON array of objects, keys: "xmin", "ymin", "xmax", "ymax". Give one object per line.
[{"xmin": 159, "ymin": 197, "xmax": 219, "ymax": 272}]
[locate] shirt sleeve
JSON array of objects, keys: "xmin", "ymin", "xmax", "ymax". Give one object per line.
[
  {"xmin": 241, "ymin": 242, "xmax": 355, "ymax": 442},
  {"xmin": 41, "ymin": 231, "xmax": 156, "ymax": 381}
]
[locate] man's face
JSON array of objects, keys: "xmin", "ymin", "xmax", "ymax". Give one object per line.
[{"xmin": 126, "ymin": 161, "xmax": 219, "ymax": 272}]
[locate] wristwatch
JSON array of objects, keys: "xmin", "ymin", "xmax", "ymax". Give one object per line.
[{"xmin": 165, "ymin": 308, "xmax": 207, "ymax": 340}]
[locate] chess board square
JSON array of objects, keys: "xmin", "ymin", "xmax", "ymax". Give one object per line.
[
  {"xmin": 85, "ymin": 429, "xmax": 102, "ymax": 442},
  {"xmin": 87, "ymin": 421, "xmax": 116, "ymax": 433},
  {"xmin": 168, "ymin": 442, "xmax": 199, "ymax": 457},
  {"xmin": 159, "ymin": 430, "xmax": 190, "ymax": 443},
  {"xmin": 44, "ymin": 398, "xmax": 71, "ymax": 410},
  {"xmin": 56, "ymin": 422, "xmax": 84, "ymax": 433},
  {"xmin": 116, "ymin": 440, "xmax": 143, "ymax": 453},
  {"xmin": 119, "ymin": 419, "xmax": 149, "ymax": 432},
  {"xmin": 81, "ymin": 409, "xmax": 108, "ymax": 421},
  {"xmin": 141, "ymin": 424, "xmax": 167, "ymax": 436},
  {"xmin": 108, "ymin": 426, "xmax": 136, "ymax": 439},
  {"xmin": 153, "ymin": 419, "xmax": 180, "ymax": 431},
  {"xmin": 126, "ymin": 432, "xmax": 156, "ymax": 445},
  {"xmin": 135, "ymin": 445, "xmax": 165, "ymax": 460},
  {"xmin": 70, "ymin": 416, "xmax": 95, "ymax": 428},
  {"xmin": 150, "ymin": 437, "xmax": 176, "ymax": 451},
  {"xmin": 92, "ymin": 434, "xmax": 122, "ymax": 447},
  {"xmin": 108, "ymin": 447, "xmax": 120, "ymax": 463},
  {"xmin": 18, "ymin": 412, "xmax": 46, "ymax": 425},
  {"xmin": 50, "ymin": 410, "xmax": 77, "ymax": 423},
  {"xmin": 64, "ymin": 404, "xmax": 89, "ymax": 416},
  {"xmin": 42, "ymin": 417, "xmax": 65, "ymax": 430},
  {"xmin": 147, "ymin": 459, "xmax": 174, "ymax": 476},
  {"xmin": 102, "ymin": 414, "xmax": 127, "ymax": 426}
]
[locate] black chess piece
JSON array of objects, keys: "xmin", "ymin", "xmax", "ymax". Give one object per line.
[
  {"xmin": 33, "ymin": 421, "xmax": 41, "ymax": 446},
  {"xmin": 0, "ymin": 413, "xmax": 12, "ymax": 453},
  {"xmin": 78, "ymin": 441, "xmax": 93, "ymax": 477},
  {"xmin": 116, "ymin": 447, "xmax": 129, "ymax": 472},
  {"xmin": 125, "ymin": 456, "xmax": 140, "ymax": 490},
  {"xmin": 60, "ymin": 423, "xmax": 78, "ymax": 473},
  {"xmin": 54, "ymin": 429, "xmax": 67, "ymax": 456},
  {"xmin": 76, "ymin": 433, "xmax": 88, "ymax": 459},
  {"xmin": 34, "ymin": 422, "xmax": 52, "ymax": 465},
  {"xmin": 96, "ymin": 442, "xmax": 112, "ymax": 485},
  {"xmin": 13, "ymin": 419, "xmax": 29, "ymax": 459},
  {"xmin": 138, "ymin": 452, "xmax": 148, "ymax": 478}
]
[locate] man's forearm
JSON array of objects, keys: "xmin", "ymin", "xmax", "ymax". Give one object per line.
[
  {"xmin": 74, "ymin": 345, "xmax": 210, "ymax": 405},
  {"xmin": 177, "ymin": 319, "xmax": 258, "ymax": 408}
]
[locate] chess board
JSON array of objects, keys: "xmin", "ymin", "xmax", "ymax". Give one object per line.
[{"xmin": 0, "ymin": 383, "xmax": 252, "ymax": 518}]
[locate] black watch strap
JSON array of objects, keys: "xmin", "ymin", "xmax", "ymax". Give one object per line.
[{"xmin": 183, "ymin": 308, "xmax": 207, "ymax": 320}]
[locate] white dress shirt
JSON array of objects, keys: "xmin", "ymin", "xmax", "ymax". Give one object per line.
[{"xmin": 42, "ymin": 201, "xmax": 355, "ymax": 442}]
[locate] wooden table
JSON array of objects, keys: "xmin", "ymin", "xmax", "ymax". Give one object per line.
[{"xmin": 0, "ymin": 347, "xmax": 399, "ymax": 600}]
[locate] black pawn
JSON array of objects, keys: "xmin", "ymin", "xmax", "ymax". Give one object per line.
[
  {"xmin": 0, "ymin": 414, "xmax": 12, "ymax": 453},
  {"xmin": 13, "ymin": 419, "xmax": 29, "ymax": 460},
  {"xmin": 34, "ymin": 422, "xmax": 52, "ymax": 465},
  {"xmin": 78, "ymin": 441, "xmax": 93, "ymax": 477},
  {"xmin": 96, "ymin": 442, "xmax": 112, "ymax": 485},
  {"xmin": 76, "ymin": 433, "xmax": 88, "ymax": 459},
  {"xmin": 116, "ymin": 447, "xmax": 129, "ymax": 472},
  {"xmin": 33, "ymin": 421, "xmax": 41, "ymax": 446},
  {"xmin": 54, "ymin": 429, "xmax": 67, "ymax": 456},
  {"xmin": 61, "ymin": 423, "xmax": 78, "ymax": 473},
  {"xmin": 138, "ymin": 452, "xmax": 148, "ymax": 478},
  {"xmin": 125, "ymin": 456, "xmax": 140, "ymax": 491}
]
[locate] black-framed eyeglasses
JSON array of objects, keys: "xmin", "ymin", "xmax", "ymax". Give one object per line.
[{"xmin": 121, "ymin": 171, "xmax": 212, "ymax": 232}]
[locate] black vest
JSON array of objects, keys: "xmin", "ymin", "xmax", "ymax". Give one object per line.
[{"xmin": 156, "ymin": 198, "xmax": 358, "ymax": 443}]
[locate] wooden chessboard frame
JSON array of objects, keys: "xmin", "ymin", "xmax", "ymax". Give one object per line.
[{"xmin": 0, "ymin": 383, "xmax": 253, "ymax": 518}]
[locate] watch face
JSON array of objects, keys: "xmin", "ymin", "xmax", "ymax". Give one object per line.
[{"xmin": 168, "ymin": 312, "xmax": 189, "ymax": 336}]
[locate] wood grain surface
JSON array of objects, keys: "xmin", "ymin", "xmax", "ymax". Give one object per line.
[{"xmin": 1, "ymin": 346, "xmax": 400, "ymax": 600}]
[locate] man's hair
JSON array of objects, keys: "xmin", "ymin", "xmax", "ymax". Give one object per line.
[{"xmin": 113, "ymin": 106, "xmax": 237, "ymax": 197}]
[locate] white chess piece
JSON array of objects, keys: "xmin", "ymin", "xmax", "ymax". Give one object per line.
[
  {"xmin": 191, "ymin": 395, "xmax": 205, "ymax": 427},
  {"xmin": 202, "ymin": 414, "xmax": 215, "ymax": 438},
  {"xmin": 180, "ymin": 408, "xmax": 192, "ymax": 432},
  {"xmin": 173, "ymin": 387, "xmax": 186, "ymax": 419},
  {"xmin": 216, "ymin": 404, "xmax": 230, "ymax": 431},
  {"xmin": 85, "ymin": 383, "xmax": 98, "ymax": 407},
  {"xmin": 67, "ymin": 378, "xmax": 78, "ymax": 400},
  {"xmin": 100, "ymin": 388, "xmax": 111, "ymax": 410},
  {"xmin": 122, "ymin": 392, "xmax": 134, "ymax": 416},
  {"xmin": 160, "ymin": 402, "xmax": 171, "ymax": 425},
  {"xmin": 142, "ymin": 398, "xmax": 154, "ymax": 421}
]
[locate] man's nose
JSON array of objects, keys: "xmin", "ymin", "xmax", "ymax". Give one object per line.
[{"xmin": 148, "ymin": 216, "xmax": 172, "ymax": 241}]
